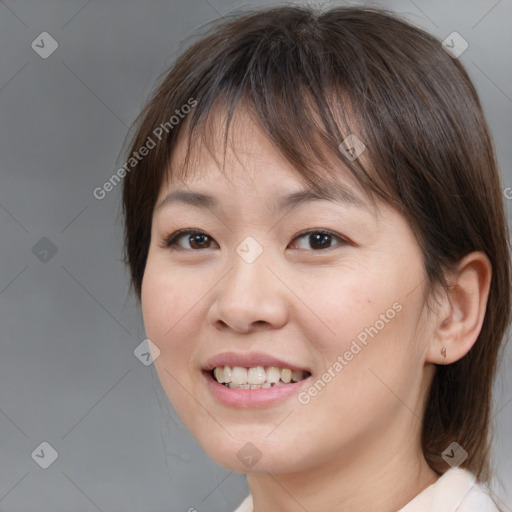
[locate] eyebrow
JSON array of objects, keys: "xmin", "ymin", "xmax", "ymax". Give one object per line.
[{"xmin": 154, "ymin": 186, "xmax": 367, "ymax": 214}]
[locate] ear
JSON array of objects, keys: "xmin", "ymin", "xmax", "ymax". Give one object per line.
[{"xmin": 426, "ymin": 251, "xmax": 492, "ymax": 365}]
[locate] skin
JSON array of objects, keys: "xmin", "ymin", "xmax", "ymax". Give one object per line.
[{"xmin": 141, "ymin": 108, "xmax": 492, "ymax": 512}]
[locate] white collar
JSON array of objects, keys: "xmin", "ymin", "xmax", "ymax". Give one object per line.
[
  {"xmin": 233, "ymin": 468, "xmax": 495, "ymax": 512},
  {"xmin": 398, "ymin": 467, "xmax": 476, "ymax": 511}
]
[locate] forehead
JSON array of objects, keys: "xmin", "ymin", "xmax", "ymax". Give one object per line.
[
  {"xmin": 159, "ymin": 105, "xmax": 377, "ymax": 216},
  {"xmin": 166, "ymin": 105, "xmax": 301, "ymax": 185}
]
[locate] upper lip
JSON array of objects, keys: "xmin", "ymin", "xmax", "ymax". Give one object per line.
[{"xmin": 202, "ymin": 351, "xmax": 311, "ymax": 373}]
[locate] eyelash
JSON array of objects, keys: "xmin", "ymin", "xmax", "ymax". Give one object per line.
[{"xmin": 159, "ymin": 228, "xmax": 349, "ymax": 252}]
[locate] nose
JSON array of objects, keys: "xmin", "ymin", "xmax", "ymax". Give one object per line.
[{"xmin": 207, "ymin": 245, "xmax": 289, "ymax": 334}]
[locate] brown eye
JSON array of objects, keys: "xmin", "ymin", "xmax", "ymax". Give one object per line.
[
  {"xmin": 290, "ymin": 230, "xmax": 347, "ymax": 251},
  {"xmin": 161, "ymin": 228, "xmax": 348, "ymax": 252},
  {"xmin": 162, "ymin": 229, "xmax": 219, "ymax": 250}
]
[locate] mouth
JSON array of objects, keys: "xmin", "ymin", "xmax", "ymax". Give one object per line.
[{"xmin": 205, "ymin": 365, "xmax": 312, "ymax": 390}]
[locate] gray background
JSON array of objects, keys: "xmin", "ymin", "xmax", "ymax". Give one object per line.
[{"xmin": 1, "ymin": 0, "xmax": 511, "ymax": 510}]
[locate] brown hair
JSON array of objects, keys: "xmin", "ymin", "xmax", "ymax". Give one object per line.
[{"xmin": 121, "ymin": 5, "xmax": 511, "ymax": 484}]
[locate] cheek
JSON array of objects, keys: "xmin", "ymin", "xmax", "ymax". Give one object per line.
[
  {"xmin": 299, "ymin": 259, "xmax": 423, "ymax": 399},
  {"xmin": 300, "ymin": 266, "xmax": 402, "ymax": 356},
  {"xmin": 141, "ymin": 261, "xmax": 200, "ymax": 364},
  {"xmin": 141, "ymin": 262, "xmax": 204, "ymax": 416},
  {"xmin": 141, "ymin": 267, "xmax": 172, "ymax": 340}
]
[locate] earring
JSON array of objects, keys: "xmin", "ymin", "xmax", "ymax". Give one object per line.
[{"xmin": 441, "ymin": 347, "xmax": 447, "ymax": 365}]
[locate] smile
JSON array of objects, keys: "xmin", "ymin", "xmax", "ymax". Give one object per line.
[{"xmin": 211, "ymin": 365, "xmax": 311, "ymax": 389}]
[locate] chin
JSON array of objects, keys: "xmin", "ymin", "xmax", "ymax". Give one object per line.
[{"xmin": 199, "ymin": 436, "xmax": 304, "ymax": 474}]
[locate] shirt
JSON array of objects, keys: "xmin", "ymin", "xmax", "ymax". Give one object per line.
[{"xmin": 232, "ymin": 467, "xmax": 500, "ymax": 512}]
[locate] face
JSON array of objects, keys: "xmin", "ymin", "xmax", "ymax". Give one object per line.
[{"xmin": 141, "ymin": 109, "xmax": 436, "ymax": 475}]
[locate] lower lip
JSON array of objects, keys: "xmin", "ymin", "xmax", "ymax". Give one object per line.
[{"xmin": 203, "ymin": 371, "xmax": 312, "ymax": 408}]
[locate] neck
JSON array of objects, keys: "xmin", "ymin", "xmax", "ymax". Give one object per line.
[{"xmin": 246, "ymin": 422, "xmax": 440, "ymax": 512}]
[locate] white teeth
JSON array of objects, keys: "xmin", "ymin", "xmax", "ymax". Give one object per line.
[
  {"xmin": 265, "ymin": 366, "xmax": 281, "ymax": 383},
  {"xmin": 231, "ymin": 367, "xmax": 248, "ymax": 386},
  {"xmin": 247, "ymin": 366, "xmax": 266, "ymax": 384},
  {"xmin": 291, "ymin": 370, "xmax": 304, "ymax": 382},
  {"xmin": 214, "ymin": 367, "xmax": 225, "ymax": 383},
  {"xmin": 223, "ymin": 366, "xmax": 232, "ymax": 383},
  {"xmin": 213, "ymin": 366, "xmax": 233, "ymax": 383},
  {"xmin": 229, "ymin": 382, "xmax": 274, "ymax": 389},
  {"xmin": 212, "ymin": 365, "xmax": 309, "ymax": 388},
  {"xmin": 280, "ymin": 368, "xmax": 292, "ymax": 383}
]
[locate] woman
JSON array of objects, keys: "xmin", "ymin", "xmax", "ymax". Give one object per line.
[{"xmin": 122, "ymin": 6, "xmax": 511, "ymax": 511}]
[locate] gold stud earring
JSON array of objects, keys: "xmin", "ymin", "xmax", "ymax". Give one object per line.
[{"xmin": 441, "ymin": 347, "xmax": 447, "ymax": 364}]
